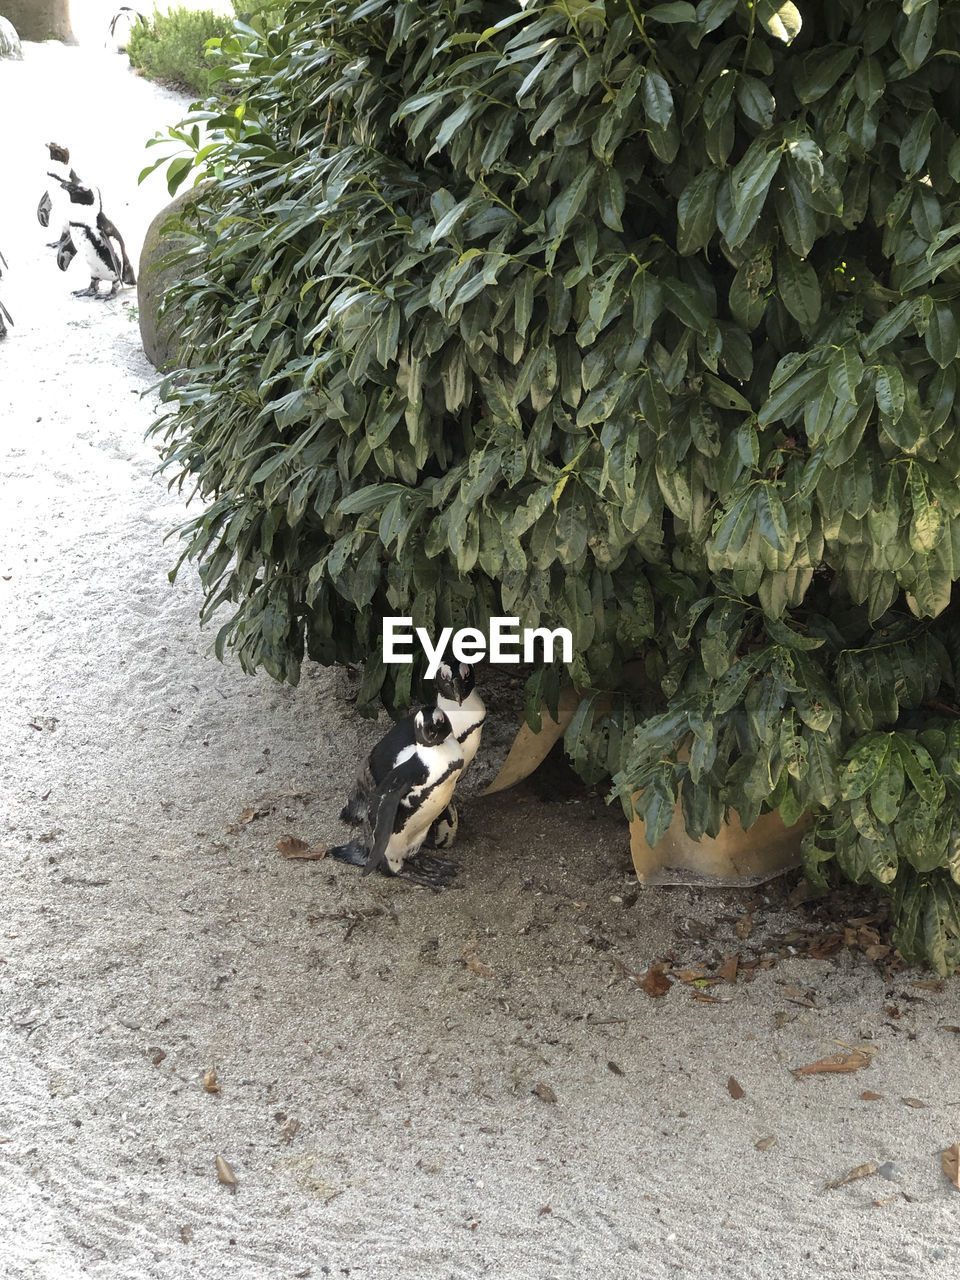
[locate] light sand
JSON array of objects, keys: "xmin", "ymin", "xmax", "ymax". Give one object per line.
[{"xmin": 1, "ymin": 37, "xmax": 959, "ymax": 1280}]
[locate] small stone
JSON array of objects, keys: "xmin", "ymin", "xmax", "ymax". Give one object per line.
[{"xmin": 877, "ymin": 1161, "xmax": 905, "ymax": 1184}]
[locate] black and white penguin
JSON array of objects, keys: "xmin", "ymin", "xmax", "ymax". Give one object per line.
[
  {"xmin": 108, "ymin": 7, "xmax": 147, "ymax": 52},
  {"xmin": 54, "ymin": 175, "xmax": 136, "ymax": 299},
  {"xmin": 42, "ymin": 144, "xmax": 136, "ymax": 289},
  {"xmin": 340, "ymin": 663, "xmax": 485, "ymax": 849},
  {"xmin": 329, "ymin": 706, "xmax": 465, "ymax": 886}
]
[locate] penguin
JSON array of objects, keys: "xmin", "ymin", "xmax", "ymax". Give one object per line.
[
  {"xmin": 41, "ymin": 144, "xmax": 136, "ymax": 287},
  {"xmin": 329, "ymin": 706, "xmax": 465, "ymax": 886},
  {"xmin": 54, "ymin": 175, "xmax": 136, "ymax": 299},
  {"xmin": 340, "ymin": 663, "xmax": 485, "ymax": 849},
  {"xmin": 108, "ymin": 8, "xmax": 147, "ymax": 52}
]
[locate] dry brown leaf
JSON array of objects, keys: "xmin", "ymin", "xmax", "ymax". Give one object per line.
[
  {"xmin": 861, "ymin": 1091, "xmax": 883, "ymax": 1102},
  {"xmin": 808, "ymin": 932, "xmax": 845, "ymax": 959},
  {"xmin": 280, "ymin": 1117, "xmax": 300, "ymax": 1144},
  {"xmin": 461, "ymin": 933, "xmax": 493, "ymax": 979},
  {"xmin": 792, "ymin": 1051, "xmax": 872, "ymax": 1077},
  {"xmin": 755, "ymin": 1135, "xmax": 776, "ymax": 1151},
  {"xmin": 607, "ymin": 1061, "xmax": 624, "ymax": 1077},
  {"xmin": 215, "ymin": 1155, "xmax": 238, "ymax": 1188},
  {"xmin": 277, "ymin": 834, "xmax": 328, "ymax": 860},
  {"xmin": 901, "ymin": 1097, "xmax": 926, "ymax": 1109},
  {"xmin": 734, "ymin": 912, "xmax": 754, "ymax": 940},
  {"xmin": 674, "ymin": 966, "xmax": 710, "ymax": 983},
  {"xmin": 538, "ymin": 1205, "xmax": 552, "ymax": 1217},
  {"xmin": 238, "ymin": 807, "xmax": 266, "ymax": 825},
  {"xmin": 942, "ymin": 1144, "xmax": 960, "ymax": 1191},
  {"xmin": 180, "ymin": 1225, "xmax": 194, "ymax": 1244},
  {"xmin": 202, "ymin": 1068, "xmax": 221, "ymax": 1094},
  {"xmin": 911, "ymin": 979, "xmax": 946, "ymax": 992},
  {"xmin": 532, "ymin": 1082, "xmax": 557, "ymax": 1105},
  {"xmin": 691, "ymin": 991, "xmax": 724, "ymax": 1004},
  {"xmin": 718, "ymin": 954, "xmax": 739, "ymax": 985},
  {"xmin": 727, "ymin": 1076, "xmax": 745, "ymax": 1100},
  {"xmin": 939, "ymin": 1025, "xmax": 960, "ymax": 1034},
  {"xmin": 826, "ymin": 1162, "xmax": 877, "ymax": 1190},
  {"xmin": 641, "ymin": 966, "xmax": 672, "ymax": 998}
]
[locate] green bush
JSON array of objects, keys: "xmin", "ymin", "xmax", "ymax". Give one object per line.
[
  {"xmin": 148, "ymin": 0, "xmax": 960, "ymax": 973},
  {"xmin": 127, "ymin": 6, "xmax": 234, "ymax": 95}
]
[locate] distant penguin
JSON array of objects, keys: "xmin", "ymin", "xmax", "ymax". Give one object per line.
[
  {"xmin": 340, "ymin": 663, "xmax": 484, "ymax": 850},
  {"xmin": 329, "ymin": 706, "xmax": 465, "ymax": 887},
  {"xmin": 0, "ymin": 249, "xmax": 11, "ymax": 339},
  {"xmin": 108, "ymin": 7, "xmax": 147, "ymax": 52}
]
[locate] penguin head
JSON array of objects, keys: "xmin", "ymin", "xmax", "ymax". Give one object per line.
[
  {"xmin": 414, "ymin": 706, "xmax": 453, "ymax": 747},
  {"xmin": 435, "ymin": 662, "xmax": 476, "ymax": 703},
  {"xmin": 58, "ymin": 177, "xmax": 96, "ymax": 207}
]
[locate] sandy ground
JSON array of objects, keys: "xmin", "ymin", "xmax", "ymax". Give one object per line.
[{"xmin": 2, "ymin": 34, "xmax": 960, "ymax": 1280}]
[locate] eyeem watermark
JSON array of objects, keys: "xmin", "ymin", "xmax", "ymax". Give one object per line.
[{"xmin": 384, "ymin": 617, "xmax": 573, "ymax": 679}]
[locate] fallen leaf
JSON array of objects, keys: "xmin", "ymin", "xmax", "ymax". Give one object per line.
[
  {"xmin": 727, "ymin": 1076, "xmax": 745, "ymax": 1100},
  {"xmin": 691, "ymin": 991, "xmax": 724, "ymax": 1004},
  {"xmin": 911, "ymin": 979, "xmax": 945, "ymax": 992},
  {"xmin": 180, "ymin": 1225, "xmax": 193, "ymax": 1244},
  {"xmin": 277, "ymin": 834, "xmax": 327, "ymax": 860},
  {"xmin": 793, "ymin": 1051, "xmax": 872, "ymax": 1077},
  {"xmin": 280, "ymin": 1117, "xmax": 300, "ymax": 1144},
  {"xmin": 734, "ymin": 912, "xmax": 754, "ymax": 940},
  {"xmin": 901, "ymin": 1097, "xmax": 926, "ymax": 1109},
  {"xmin": 674, "ymin": 966, "xmax": 710, "ymax": 983},
  {"xmin": 755, "ymin": 1135, "xmax": 776, "ymax": 1151},
  {"xmin": 461, "ymin": 933, "xmax": 493, "ymax": 979},
  {"xmin": 238, "ymin": 807, "xmax": 267, "ymax": 825},
  {"xmin": 641, "ymin": 966, "xmax": 672, "ymax": 998},
  {"xmin": 149, "ymin": 1048, "xmax": 166, "ymax": 1066},
  {"xmin": 202, "ymin": 1068, "xmax": 221, "ymax": 1094},
  {"xmin": 861, "ymin": 1091, "xmax": 883, "ymax": 1102},
  {"xmin": 538, "ymin": 1205, "xmax": 552, "ymax": 1217},
  {"xmin": 607, "ymin": 1061, "xmax": 624, "ymax": 1076},
  {"xmin": 942, "ymin": 1144, "xmax": 960, "ymax": 1191},
  {"xmin": 808, "ymin": 932, "xmax": 845, "ymax": 959},
  {"xmin": 532, "ymin": 1082, "xmax": 557, "ymax": 1105},
  {"xmin": 215, "ymin": 1155, "xmax": 238, "ymax": 1188},
  {"xmin": 718, "ymin": 954, "xmax": 739, "ymax": 984},
  {"xmin": 826, "ymin": 1162, "xmax": 877, "ymax": 1190},
  {"xmin": 863, "ymin": 944, "xmax": 892, "ymax": 963},
  {"xmin": 939, "ymin": 1025, "xmax": 960, "ymax": 1034}
]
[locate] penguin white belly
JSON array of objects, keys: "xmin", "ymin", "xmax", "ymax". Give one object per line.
[
  {"xmin": 383, "ymin": 741, "xmax": 463, "ymax": 872},
  {"xmin": 440, "ymin": 689, "xmax": 486, "ymax": 771},
  {"xmin": 75, "ymin": 225, "xmax": 118, "ymax": 283}
]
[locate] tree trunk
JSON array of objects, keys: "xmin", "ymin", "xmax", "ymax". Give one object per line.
[{"xmin": 0, "ymin": 0, "xmax": 75, "ymax": 43}]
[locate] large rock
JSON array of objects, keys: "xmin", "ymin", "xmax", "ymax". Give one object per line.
[
  {"xmin": 0, "ymin": 14, "xmax": 22, "ymax": 56},
  {"xmin": 138, "ymin": 184, "xmax": 210, "ymax": 370},
  {"xmin": 0, "ymin": 1, "xmax": 75, "ymax": 43}
]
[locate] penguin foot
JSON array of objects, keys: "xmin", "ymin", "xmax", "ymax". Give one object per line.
[
  {"xmin": 72, "ymin": 283, "xmax": 99, "ymax": 297},
  {"xmin": 328, "ymin": 838, "xmax": 368, "ymax": 869},
  {"xmin": 397, "ymin": 852, "xmax": 459, "ymax": 889}
]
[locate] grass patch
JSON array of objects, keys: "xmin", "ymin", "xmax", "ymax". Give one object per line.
[{"xmin": 127, "ymin": 8, "xmax": 234, "ymax": 96}]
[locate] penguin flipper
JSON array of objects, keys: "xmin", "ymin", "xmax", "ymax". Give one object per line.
[
  {"xmin": 37, "ymin": 192, "xmax": 52, "ymax": 228},
  {"xmin": 97, "ymin": 212, "xmax": 136, "ymax": 285},
  {"xmin": 362, "ymin": 776, "xmax": 412, "ymax": 878}
]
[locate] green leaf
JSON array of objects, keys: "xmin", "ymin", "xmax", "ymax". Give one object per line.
[
  {"xmin": 875, "ymin": 365, "xmax": 905, "ymax": 422},
  {"xmin": 677, "ymin": 169, "xmax": 720, "ymax": 256},
  {"xmin": 775, "ymin": 250, "xmax": 821, "ymax": 328},
  {"xmin": 899, "ymin": 108, "xmax": 937, "ymax": 178},
  {"xmin": 644, "ymin": 2, "xmax": 697, "ymax": 22},
  {"xmin": 736, "ymin": 75, "xmax": 776, "ymax": 128},
  {"xmin": 841, "ymin": 735, "xmax": 890, "ymax": 801},
  {"xmin": 897, "ymin": 0, "xmax": 939, "ymax": 72},
  {"xmin": 758, "ymin": 0, "xmax": 802, "ymax": 43},
  {"xmin": 924, "ymin": 304, "xmax": 960, "ymax": 368},
  {"xmin": 869, "ymin": 748, "xmax": 904, "ymax": 825},
  {"xmin": 642, "ymin": 70, "xmax": 674, "ymax": 129},
  {"xmin": 792, "ymin": 45, "xmax": 858, "ymax": 105}
]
